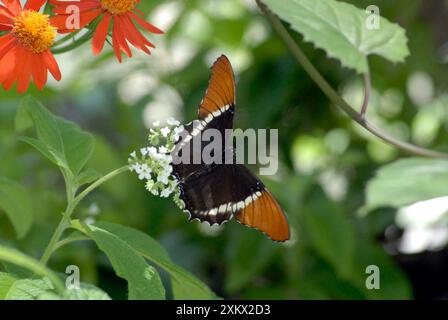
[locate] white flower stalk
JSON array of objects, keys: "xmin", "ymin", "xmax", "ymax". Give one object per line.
[{"xmin": 128, "ymin": 118, "xmax": 185, "ymax": 210}]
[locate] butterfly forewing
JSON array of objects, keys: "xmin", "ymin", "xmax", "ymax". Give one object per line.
[{"xmin": 198, "ymin": 55, "xmax": 236, "ymax": 120}]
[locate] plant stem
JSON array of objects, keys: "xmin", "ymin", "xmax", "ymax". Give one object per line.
[
  {"xmin": 39, "ymin": 165, "xmax": 129, "ymax": 265},
  {"xmin": 51, "ymin": 29, "xmax": 95, "ymax": 55},
  {"xmin": 53, "ymin": 234, "xmax": 90, "ymax": 254},
  {"xmin": 39, "ymin": 211, "xmax": 71, "ymax": 266},
  {"xmin": 256, "ymin": 0, "xmax": 448, "ymax": 160},
  {"xmin": 71, "ymin": 165, "xmax": 129, "ymax": 209},
  {"xmin": 52, "ymin": 17, "xmax": 101, "ymax": 55},
  {"xmin": 360, "ymin": 71, "xmax": 371, "ymax": 119},
  {"xmin": 0, "ymin": 245, "xmax": 65, "ymax": 294}
]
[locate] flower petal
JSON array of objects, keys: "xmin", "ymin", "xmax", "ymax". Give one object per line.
[
  {"xmin": 0, "ymin": 6, "xmax": 14, "ymax": 26},
  {"xmin": 17, "ymin": 47, "xmax": 32, "ymax": 93},
  {"xmin": 112, "ymin": 18, "xmax": 132, "ymax": 62},
  {"xmin": 50, "ymin": 8, "xmax": 102, "ymax": 33},
  {"xmin": 0, "ymin": 44, "xmax": 16, "ymax": 83},
  {"xmin": 129, "ymin": 12, "xmax": 163, "ymax": 34},
  {"xmin": 111, "ymin": 27, "xmax": 122, "ymax": 62},
  {"xmin": 24, "ymin": 0, "xmax": 46, "ymax": 11},
  {"xmin": 42, "ymin": 50, "xmax": 61, "ymax": 81},
  {"xmin": 122, "ymin": 14, "xmax": 155, "ymax": 52},
  {"xmin": 92, "ymin": 12, "xmax": 110, "ymax": 55},
  {"xmin": 2, "ymin": 0, "xmax": 22, "ymax": 16},
  {"xmin": 0, "ymin": 5, "xmax": 15, "ymax": 19},
  {"xmin": 50, "ymin": 0, "xmax": 100, "ymax": 14},
  {"xmin": 32, "ymin": 53, "xmax": 47, "ymax": 90},
  {"xmin": 1, "ymin": 46, "xmax": 18, "ymax": 90},
  {"xmin": 116, "ymin": 15, "xmax": 150, "ymax": 54},
  {"xmin": 0, "ymin": 34, "xmax": 16, "ymax": 60}
]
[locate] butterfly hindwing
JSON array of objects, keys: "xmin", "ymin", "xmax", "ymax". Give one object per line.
[
  {"xmin": 233, "ymin": 177, "xmax": 290, "ymax": 241},
  {"xmin": 177, "ymin": 165, "xmax": 236, "ymax": 225},
  {"xmin": 177, "ymin": 164, "xmax": 290, "ymax": 242}
]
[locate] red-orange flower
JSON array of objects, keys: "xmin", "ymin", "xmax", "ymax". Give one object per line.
[
  {"xmin": 50, "ymin": 0, "xmax": 164, "ymax": 62},
  {"xmin": 0, "ymin": 0, "xmax": 61, "ymax": 93}
]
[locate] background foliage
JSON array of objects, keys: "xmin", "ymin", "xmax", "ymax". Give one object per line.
[{"xmin": 1, "ymin": 0, "xmax": 448, "ymax": 299}]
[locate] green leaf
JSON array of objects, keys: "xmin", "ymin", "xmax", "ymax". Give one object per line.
[
  {"xmin": 303, "ymin": 191, "xmax": 355, "ymax": 278},
  {"xmin": 1, "ymin": 262, "xmax": 33, "ymax": 279},
  {"xmin": 20, "ymin": 137, "xmax": 68, "ymax": 170},
  {"xmin": 295, "ymin": 256, "xmax": 365, "ymax": 299},
  {"xmin": 225, "ymin": 230, "xmax": 279, "ymax": 294},
  {"xmin": 16, "ymin": 96, "xmax": 94, "ymax": 176},
  {"xmin": 262, "ymin": 0, "xmax": 409, "ymax": 73},
  {"xmin": 350, "ymin": 237, "xmax": 411, "ymax": 299},
  {"xmin": 0, "ymin": 177, "xmax": 33, "ymax": 239},
  {"xmin": 0, "ymin": 273, "xmax": 54, "ymax": 300},
  {"xmin": 95, "ymin": 222, "xmax": 217, "ymax": 300},
  {"xmin": 0, "ymin": 273, "xmax": 16, "ymax": 299},
  {"xmin": 0, "ymin": 245, "xmax": 65, "ymax": 294},
  {"xmin": 77, "ymin": 168, "xmax": 102, "ymax": 186},
  {"xmin": 57, "ymin": 118, "xmax": 95, "ymax": 176},
  {"xmin": 72, "ymin": 221, "xmax": 165, "ymax": 300},
  {"xmin": 38, "ymin": 286, "xmax": 111, "ymax": 300},
  {"xmin": 365, "ymin": 158, "xmax": 448, "ymax": 212},
  {"xmin": 62, "ymin": 287, "xmax": 111, "ymax": 300},
  {"xmin": 0, "ymin": 273, "xmax": 111, "ymax": 300}
]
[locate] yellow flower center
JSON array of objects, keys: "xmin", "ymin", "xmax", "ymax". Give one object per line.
[
  {"xmin": 100, "ymin": 0, "xmax": 137, "ymax": 15},
  {"xmin": 12, "ymin": 10, "xmax": 56, "ymax": 54}
]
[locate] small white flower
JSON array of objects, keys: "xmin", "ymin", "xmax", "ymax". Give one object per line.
[
  {"xmin": 161, "ymin": 127, "xmax": 171, "ymax": 137},
  {"xmin": 140, "ymin": 148, "xmax": 148, "ymax": 156},
  {"xmin": 149, "ymin": 185, "xmax": 159, "ymax": 196},
  {"xmin": 167, "ymin": 117, "xmax": 181, "ymax": 126},
  {"xmin": 138, "ymin": 172, "xmax": 146, "ymax": 180},
  {"xmin": 159, "ymin": 146, "xmax": 169, "ymax": 154},
  {"xmin": 145, "ymin": 180, "xmax": 155, "ymax": 191},
  {"xmin": 174, "ymin": 126, "xmax": 184, "ymax": 135},
  {"xmin": 171, "ymin": 132, "xmax": 179, "ymax": 142},
  {"xmin": 157, "ymin": 172, "xmax": 170, "ymax": 185},
  {"xmin": 153, "ymin": 121, "xmax": 160, "ymax": 127},
  {"xmin": 160, "ymin": 188, "xmax": 171, "ymax": 198},
  {"xmin": 147, "ymin": 147, "xmax": 158, "ymax": 157},
  {"xmin": 146, "ymin": 181, "xmax": 160, "ymax": 196},
  {"xmin": 133, "ymin": 163, "xmax": 142, "ymax": 174},
  {"xmin": 130, "ymin": 151, "xmax": 137, "ymax": 158}
]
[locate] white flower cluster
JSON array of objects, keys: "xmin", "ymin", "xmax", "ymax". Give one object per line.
[{"xmin": 128, "ymin": 118, "xmax": 186, "ymax": 209}]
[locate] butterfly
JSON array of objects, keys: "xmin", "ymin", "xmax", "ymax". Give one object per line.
[{"xmin": 172, "ymin": 55, "xmax": 290, "ymax": 242}]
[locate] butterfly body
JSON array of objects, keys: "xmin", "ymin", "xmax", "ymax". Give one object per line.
[{"xmin": 172, "ymin": 55, "xmax": 290, "ymax": 242}]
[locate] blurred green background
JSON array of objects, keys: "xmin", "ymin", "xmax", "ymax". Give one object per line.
[{"xmin": 1, "ymin": 0, "xmax": 448, "ymax": 299}]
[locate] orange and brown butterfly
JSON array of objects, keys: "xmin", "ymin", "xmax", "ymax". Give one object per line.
[{"xmin": 172, "ymin": 55, "xmax": 290, "ymax": 242}]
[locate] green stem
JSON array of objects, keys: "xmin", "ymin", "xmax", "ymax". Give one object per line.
[
  {"xmin": 53, "ymin": 234, "xmax": 90, "ymax": 254},
  {"xmin": 39, "ymin": 211, "xmax": 71, "ymax": 266},
  {"xmin": 39, "ymin": 165, "xmax": 129, "ymax": 265},
  {"xmin": 52, "ymin": 17, "xmax": 102, "ymax": 55},
  {"xmin": 256, "ymin": 0, "xmax": 448, "ymax": 160},
  {"xmin": 0, "ymin": 245, "xmax": 65, "ymax": 294},
  {"xmin": 53, "ymin": 31, "xmax": 81, "ymax": 48},
  {"xmin": 51, "ymin": 29, "xmax": 95, "ymax": 55},
  {"xmin": 71, "ymin": 165, "xmax": 129, "ymax": 210}
]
